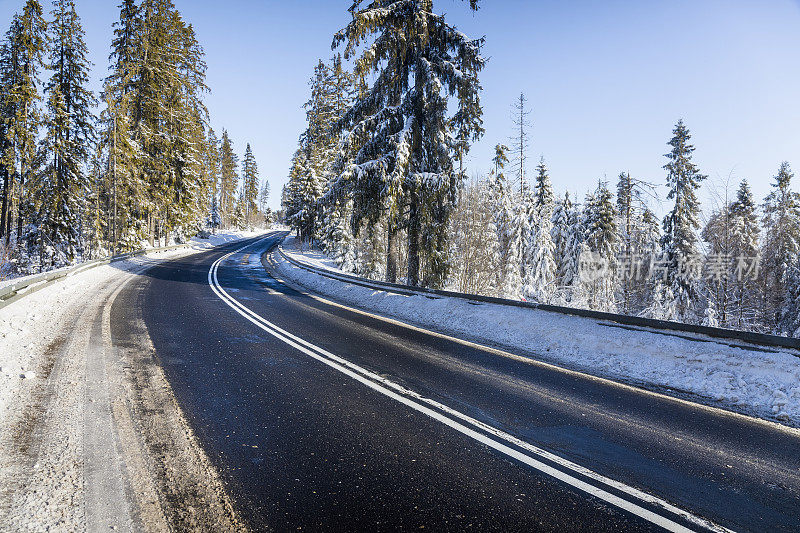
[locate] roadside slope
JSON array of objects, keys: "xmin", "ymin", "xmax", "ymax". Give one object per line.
[{"xmin": 274, "ymin": 235, "xmax": 800, "ymax": 428}]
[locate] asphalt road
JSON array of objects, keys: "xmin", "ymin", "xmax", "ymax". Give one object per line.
[{"xmin": 112, "ymin": 231, "xmax": 800, "ymax": 532}]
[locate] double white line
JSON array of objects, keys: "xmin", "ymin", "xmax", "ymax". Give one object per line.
[{"xmin": 209, "ymin": 239, "xmax": 732, "ymax": 533}]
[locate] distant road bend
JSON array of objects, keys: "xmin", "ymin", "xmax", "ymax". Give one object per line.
[{"xmin": 118, "ymin": 230, "xmax": 800, "ymax": 531}]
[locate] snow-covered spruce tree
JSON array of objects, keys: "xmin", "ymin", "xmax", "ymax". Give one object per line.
[
  {"xmin": 259, "ymin": 178, "xmax": 270, "ymax": 215},
  {"xmin": 302, "ymin": 60, "xmax": 336, "ymax": 180},
  {"xmin": 285, "ymin": 147, "xmax": 322, "ymax": 243},
  {"xmin": 231, "ymin": 197, "xmax": 245, "ymax": 231},
  {"xmin": 616, "ymin": 171, "xmax": 659, "ymax": 314},
  {"xmin": 700, "ymin": 179, "xmax": 761, "ymax": 330},
  {"xmin": 551, "ymin": 192, "xmax": 572, "ymax": 295},
  {"xmin": 525, "ymin": 157, "xmax": 556, "ymax": 302},
  {"xmin": 219, "ymin": 130, "xmax": 239, "ymax": 228},
  {"xmin": 728, "ymin": 179, "xmax": 760, "ymax": 328},
  {"xmin": 331, "ymin": 0, "xmax": 485, "ymax": 287},
  {"xmin": 304, "ymin": 58, "xmax": 351, "ymax": 250},
  {"xmin": 241, "ymin": 143, "xmax": 259, "ymax": 228},
  {"xmin": 702, "ymin": 291, "xmax": 719, "ymax": 327},
  {"xmin": 489, "ymin": 144, "xmax": 523, "ymax": 297},
  {"xmin": 518, "ymin": 190, "xmax": 534, "ymax": 290},
  {"xmin": 28, "ymin": 0, "xmax": 96, "ymax": 268},
  {"xmin": 762, "ymin": 162, "xmax": 800, "ymax": 331},
  {"xmin": 701, "ymin": 203, "xmax": 733, "ymax": 326},
  {"xmin": 0, "ymin": 0, "xmax": 47, "ymax": 248},
  {"xmin": 578, "ymin": 182, "xmax": 618, "ymax": 311},
  {"xmin": 321, "ymin": 192, "xmax": 356, "ymax": 270},
  {"xmin": 657, "ymin": 120, "xmax": 706, "ymax": 323},
  {"xmin": 780, "ymin": 254, "xmax": 800, "ymax": 337},
  {"xmin": 316, "ymin": 55, "xmax": 360, "ymax": 267}
]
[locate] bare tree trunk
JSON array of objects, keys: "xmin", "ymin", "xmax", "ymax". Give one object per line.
[
  {"xmin": 386, "ymin": 221, "xmax": 399, "ymax": 283},
  {"xmin": 0, "ymin": 163, "xmax": 9, "ymax": 245},
  {"xmin": 16, "ymin": 169, "xmax": 24, "ymax": 241},
  {"xmin": 407, "ymin": 189, "xmax": 420, "ymax": 286},
  {"xmin": 148, "ymin": 210, "xmax": 155, "ymax": 247}
]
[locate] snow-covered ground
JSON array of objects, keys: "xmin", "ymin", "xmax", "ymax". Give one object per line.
[
  {"xmin": 0, "ymin": 228, "xmax": 262, "ymax": 430},
  {"xmin": 0, "ymin": 229, "xmax": 257, "ymax": 531},
  {"xmin": 276, "ymin": 235, "xmax": 800, "ymax": 428}
]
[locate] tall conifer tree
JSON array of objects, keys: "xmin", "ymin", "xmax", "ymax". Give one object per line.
[
  {"xmin": 0, "ymin": 0, "xmax": 47, "ymax": 245},
  {"xmin": 762, "ymin": 162, "xmax": 800, "ymax": 329},
  {"xmin": 219, "ymin": 129, "xmax": 238, "ymax": 227},
  {"xmin": 241, "ymin": 143, "xmax": 259, "ymax": 227},
  {"xmin": 658, "ymin": 120, "xmax": 706, "ymax": 322},
  {"xmin": 331, "ymin": 0, "xmax": 485, "ymax": 287}
]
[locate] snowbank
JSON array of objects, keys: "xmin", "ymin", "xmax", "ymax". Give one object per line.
[
  {"xmin": 0, "ymin": 229, "xmax": 266, "ymax": 421},
  {"xmin": 276, "ymin": 237, "xmax": 800, "ymax": 427}
]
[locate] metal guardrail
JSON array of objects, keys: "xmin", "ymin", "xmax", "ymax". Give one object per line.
[
  {"xmin": 0, "ymin": 242, "xmax": 194, "ymax": 310},
  {"xmin": 277, "ymin": 246, "xmax": 800, "ymax": 353}
]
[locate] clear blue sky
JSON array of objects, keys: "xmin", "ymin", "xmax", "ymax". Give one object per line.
[{"xmin": 2, "ymin": 0, "xmax": 800, "ymax": 215}]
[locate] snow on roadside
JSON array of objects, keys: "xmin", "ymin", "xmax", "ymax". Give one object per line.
[
  {"xmin": 0, "ymin": 229, "xmax": 260, "ymax": 531},
  {"xmin": 0, "ymin": 228, "xmax": 268, "ymax": 291},
  {"xmin": 277, "ymin": 237, "xmax": 800, "ymax": 427},
  {"xmin": 0, "ymin": 229, "xmax": 266, "ymax": 428}
]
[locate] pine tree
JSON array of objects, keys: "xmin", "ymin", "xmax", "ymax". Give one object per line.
[
  {"xmin": 702, "ymin": 290, "xmax": 719, "ymax": 327},
  {"xmin": 294, "ymin": 60, "xmax": 336, "ymax": 242},
  {"xmin": 493, "ymin": 143, "xmax": 509, "ymax": 176},
  {"xmin": 85, "ymin": 143, "xmax": 106, "ymax": 258},
  {"xmin": 241, "ymin": 143, "xmax": 259, "ymax": 228},
  {"xmin": 99, "ymin": 0, "xmax": 144, "ymax": 251},
  {"xmin": 29, "ymin": 0, "xmax": 96, "ymax": 267},
  {"xmin": 316, "ymin": 54, "xmax": 358, "ymax": 261},
  {"xmin": 518, "ymin": 190, "xmax": 534, "ymax": 292},
  {"xmin": 219, "ymin": 129, "xmax": 238, "ymax": 227},
  {"xmin": 532, "ymin": 157, "xmax": 554, "ymax": 212},
  {"xmin": 616, "ymin": 171, "xmax": 658, "ymax": 314},
  {"xmin": 525, "ymin": 158, "xmax": 556, "ymax": 302},
  {"xmin": 763, "ymin": 162, "xmax": 800, "ymax": 331},
  {"xmin": 231, "ymin": 197, "xmax": 245, "ymax": 231},
  {"xmin": 204, "ymin": 127, "xmax": 221, "ymax": 231},
  {"xmin": 658, "ymin": 120, "xmax": 706, "ymax": 323},
  {"xmin": 331, "ymin": 0, "xmax": 485, "ymax": 287},
  {"xmin": 701, "ymin": 204, "xmax": 733, "ymax": 326},
  {"xmin": 551, "ymin": 192, "xmax": 573, "ymax": 290},
  {"xmin": 259, "ymin": 179, "xmax": 270, "ymax": 213},
  {"xmin": 579, "ymin": 182, "xmax": 618, "ymax": 311},
  {"xmin": 127, "ymin": 0, "xmax": 209, "ymax": 244},
  {"xmin": 729, "ymin": 179, "xmax": 760, "ymax": 328},
  {"xmin": 780, "ymin": 254, "xmax": 800, "ymax": 337},
  {"xmin": 286, "ymin": 148, "xmax": 322, "ymax": 242},
  {"xmin": 489, "ymin": 145, "xmax": 522, "ymax": 297},
  {"xmin": 0, "ymin": 0, "xmax": 47, "ymax": 247}
]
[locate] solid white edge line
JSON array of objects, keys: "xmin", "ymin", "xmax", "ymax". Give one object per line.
[{"xmin": 208, "ymin": 238, "xmax": 731, "ymax": 533}]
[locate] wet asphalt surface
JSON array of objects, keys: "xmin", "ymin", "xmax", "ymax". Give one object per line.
[{"xmin": 119, "ymin": 232, "xmax": 800, "ymax": 532}]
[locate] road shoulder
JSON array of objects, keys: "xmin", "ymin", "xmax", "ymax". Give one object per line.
[{"xmin": 0, "ymin": 247, "xmax": 247, "ymax": 531}]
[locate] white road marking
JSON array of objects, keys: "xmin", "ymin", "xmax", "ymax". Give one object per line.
[{"xmin": 208, "ymin": 238, "xmax": 733, "ymax": 533}]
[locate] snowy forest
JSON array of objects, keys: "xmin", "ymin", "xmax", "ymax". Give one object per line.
[
  {"xmin": 0, "ymin": 0, "xmax": 272, "ymax": 275},
  {"xmin": 282, "ymin": 0, "xmax": 800, "ymax": 337}
]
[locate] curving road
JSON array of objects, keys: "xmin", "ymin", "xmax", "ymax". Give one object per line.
[{"xmin": 111, "ymin": 231, "xmax": 800, "ymax": 532}]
